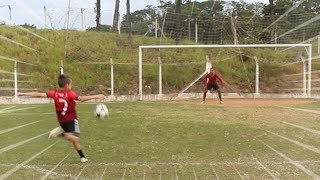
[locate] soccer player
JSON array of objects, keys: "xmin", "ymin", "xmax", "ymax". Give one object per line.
[
  {"xmin": 18, "ymin": 74, "xmax": 106, "ymax": 163},
  {"xmin": 202, "ymin": 67, "xmax": 225, "ymax": 104}
]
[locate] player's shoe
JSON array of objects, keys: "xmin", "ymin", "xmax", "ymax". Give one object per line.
[
  {"xmin": 220, "ymin": 101, "xmax": 224, "ymax": 104},
  {"xmin": 48, "ymin": 127, "xmax": 64, "ymax": 138},
  {"xmin": 201, "ymin": 101, "xmax": 205, "ymax": 104},
  {"xmin": 80, "ymin": 157, "xmax": 88, "ymax": 163}
]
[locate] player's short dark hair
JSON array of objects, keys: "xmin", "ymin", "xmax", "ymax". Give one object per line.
[
  {"xmin": 58, "ymin": 74, "xmax": 71, "ymax": 88},
  {"xmin": 210, "ymin": 67, "xmax": 214, "ymax": 70}
]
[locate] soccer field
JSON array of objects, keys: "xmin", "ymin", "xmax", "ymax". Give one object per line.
[{"xmin": 1, "ymin": 99, "xmax": 320, "ymax": 179}]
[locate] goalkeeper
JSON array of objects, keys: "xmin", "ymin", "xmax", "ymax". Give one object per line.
[{"xmin": 202, "ymin": 67, "xmax": 225, "ymax": 104}]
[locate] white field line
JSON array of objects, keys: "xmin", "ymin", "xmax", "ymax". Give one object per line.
[
  {"xmin": 121, "ymin": 168, "xmax": 127, "ymax": 180},
  {"xmin": 230, "ymin": 163, "xmax": 244, "ymax": 180},
  {"xmin": 192, "ymin": 167, "xmax": 198, "ymax": 180},
  {"xmin": 0, "ymin": 163, "xmax": 75, "ymax": 179},
  {"xmin": 0, "ymin": 132, "xmax": 48, "ymax": 154},
  {"xmin": 17, "ymin": 164, "xmax": 73, "ymax": 178},
  {"xmin": 5, "ymin": 112, "xmax": 54, "ymax": 116},
  {"xmin": 252, "ymin": 156, "xmax": 279, "ymax": 180},
  {"xmin": 99, "ymin": 165, "xmax": 108, "ymax": 180},
  {"xmin": 276, "ymin": 105, "xmax": 320, "ymax": 115},
  {"xmin": 75, "ymin": 164, "xmax": 87, "ymax": 180},
  {"xmin": 0, "ymin": 120, "xmax": 44, "ymax": 135},
  {"xmin": 262, "ymin": 142, "xmax": 320, "ymax": 179},
  {"xmin": 0, "ymin": 141, "xmax": 58, "ymax": 179},
  {"xmin": 0, "ymin": 106, "xmax": 16, "ymax": 112},
  {"xmin": 16, "ymin": 160, "xmax": 318, "ymax": 167},
  {"xmin": 266, "ymin": 130, "xmax": 320, "ymax": 154},
  {"xmin": 210, "ymin": 164, "xmax": 220, "ymax": 180},
  {"xmin": 0, "ymin": 160, "xmax": 319, "ymax": 178},
  {"xmin": 0, "ymin": 107, "xmax": 37, "ymax": 114},
  {"xmin": 280, "ymin": 121, "xmax": 320, "ymax": 136},
  {"xmin": 41, "ymin": 152, "xmax": 71, "ymax": 180},
  {"xmin": 1, "ymin": 160, "xmax": 320, "ymax": 170},
  {"xmin": 175, "ymin": 166, "xmax": 179, "ymax": 180}
]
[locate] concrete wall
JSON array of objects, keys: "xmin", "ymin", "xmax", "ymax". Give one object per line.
[{"xmin": 0, "ymin": 93, "xmax": 314, "ymax": 104}]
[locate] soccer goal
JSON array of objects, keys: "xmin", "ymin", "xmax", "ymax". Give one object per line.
[{"xmin": 138, "ymin": 44, "xmax": 313, "ymax": 101}]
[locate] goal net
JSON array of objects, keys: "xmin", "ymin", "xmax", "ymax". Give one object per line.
[{"xmin": 138, "ymin": 44, "xmax": 313, "ymax": 101}]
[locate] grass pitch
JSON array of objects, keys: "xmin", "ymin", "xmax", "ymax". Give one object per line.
[{"xmin": 0, "ymin": 99, "xmax": 320, "ymax": 179}]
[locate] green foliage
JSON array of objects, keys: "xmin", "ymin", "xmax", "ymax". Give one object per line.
[
  {"xmin": 86, "ymin": 24, "xmax": 112, "ymax": 32},
  {"xmin": 19, "ymin": 23, "xmax": 37, "ymax": 29},
  {"xmin": 0, "ymin": 25, "xmax": 312, "ymax": 96}
]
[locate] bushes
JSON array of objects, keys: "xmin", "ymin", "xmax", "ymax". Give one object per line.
[{"xmin": 0, "ymin": 26, "xmax": 305, "ymax": 96}]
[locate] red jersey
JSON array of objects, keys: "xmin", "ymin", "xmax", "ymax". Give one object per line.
[
  {"xmin": 203, "ymin": 72, "xmax": 224, "ymax": 87},
  {"xmin": 46, "ymin": 89, "xmax": 79, "ymax": 124}
]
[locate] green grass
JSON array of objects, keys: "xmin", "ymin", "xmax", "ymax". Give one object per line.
[{"xmin": 1, "ymin": 99, "xmax": 320, "ymax": 179}]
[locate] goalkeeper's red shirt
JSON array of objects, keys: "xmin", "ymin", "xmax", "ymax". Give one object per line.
[
  {"xmin": 203, "ymin": 72, "xmax": 224, "ymax": 87},
  {"xmin": 46, "ymin": 89, "xmax": 78, "ymax": 125}
]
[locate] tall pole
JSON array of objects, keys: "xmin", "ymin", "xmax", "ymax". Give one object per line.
[
  {"xmin": 44, "ymin": 6, "xmax": 47, "ymax": 28},
  {"xmin": 110, "ymin": 58, "xmax": 114, "ymax": 97},
  {"xmin": 195, "ymin": 18, "xmax": 198, "ymax": 43},
  {"xmin": 81, "ymin": 8, "xmax": 85, "ymax": 31},
  {"xmin": 60, "ymin": 60, "xmax": 64, "ymax": 74},
  {"xmin": 158, "ymin": 57, "xmax": 162, "ymax": 95},
  {"xmin": 161, "ymin": 11, "xmax": 167, "ymax": 39},
  {"xmin": 231, "ymin": 16, "xmax": 238, "ymax": 45},
  {"xmin": 188, "ymin": 15, "xmax": 191, "ymax": 40},
  {"xmin": 14, "ymin": 61, "xmax": 18, "ymax": 99},
  {"xmin": 300, "ymin": 56, "xmax": 307, "ymax": 96},
  {"xmin": 308, "ymin": 45, "xmax": 312, "ymax": 97},
  {"xmin": 254, "ymin": 56, "xmax": 259, "ymax": 95},
  {"xmin": 8, "ymin": 5, "xmax": 12, "ymax": 26},
  {"xmin": 318, "ymin": 32, "xmax": 320, "ymax": 54},
  {"xmin": 139, "ymin": 47, "xmax": 143, "ymax": 100},
  {"xmin": 274, "ymin": 31, "xmax": 277, "ymax": 50},
  {"xmin": 118, "ymin": 14, "xmax": 121, "ymax": 35},
  {"xmin": 96, "ymin": 0, "xmax": 101, "ymax": 31},
  {"xmin": 155, "ymin": 19, "xmax": 158, "ymax": 38},
  {"xmin": 126, "ymin": 0, "xmax": 131, "ymax": 38},
  {"xmin": 67, "ymin": 0, "xmax": 71, "ymax": 29}
]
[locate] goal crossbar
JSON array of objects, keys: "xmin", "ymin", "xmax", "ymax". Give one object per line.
[{"xmin": 138, "ymin": 44, "xmax": 312, "ymax": 100}]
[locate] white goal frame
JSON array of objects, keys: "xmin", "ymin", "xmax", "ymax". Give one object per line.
[{"xmin": 138, "ymin": 44, "xmax": 312, "ymax": 100}]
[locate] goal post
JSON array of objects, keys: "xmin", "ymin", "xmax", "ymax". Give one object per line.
[{"xmin": 138, "ymin": 44, "xmax": 312, "ymax": 101}]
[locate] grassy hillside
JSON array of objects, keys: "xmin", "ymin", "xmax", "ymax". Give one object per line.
[{"xmin": 0, "ymin": 25, "xmax": 316, "ymax": 96}]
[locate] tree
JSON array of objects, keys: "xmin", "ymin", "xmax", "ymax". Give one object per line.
[
  {"xmin": 20, "ymin": 23, "xmax": 37, "ymax": 29},
  {"xmin": 269, "ymin": 0, "xmax": 275, "ymax": 43},
  {"xmin": 112, "ymin": 0, "xmax": 120, "ymax": 32},
  {"xmin": 175, "ymin": 0, "xmax": 182, "ymax": 44},
  {"xmin": 127, "ymin": 6, "xmax": 159, "ymax": 35},
  {"xmin": 87, "ymin": 24, "xmax": 112, "ymax": 32},
  {"xmin": 96, "ymin": 0, "xmax": 101, "ymax": 31},
  {"xmin": 126, "ymin": 0, "xmax": 132, "ymax": 38}
]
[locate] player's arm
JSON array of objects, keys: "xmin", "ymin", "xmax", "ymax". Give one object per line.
[
  {"xmin": 78, "ymin": 94, "xmax": 106, "ymax": 102},
  {"xmin": 216, "ymin": 73, "xmax": 225, "ymax": 88},
  {"xmin": 203, "ymin": 75, "xmax": 208, "ymax": 88},
  {"xmin": 18, "ymin": 92, "xmax": 47, "ymax": 97}
]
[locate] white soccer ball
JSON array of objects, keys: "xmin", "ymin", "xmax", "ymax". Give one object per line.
[
  {"xmin": 48, "ymin": 126, "xmax": 64, "ymax": 138},
  {"xmin": 95, "ymin": 103, "xmax": 109, "ymax": 119}
]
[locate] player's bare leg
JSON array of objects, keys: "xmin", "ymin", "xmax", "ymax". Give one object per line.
[
  {"xmin": 202, "ymin": 89, "xmax": 208, "ymax": 104},
  {"xmin": 217, "ymin": 90, "xmax": 223, "ymax": 104},
  {"xmin": 64, "ymin": 133, "xmax": 88, "ymax": 162}
]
